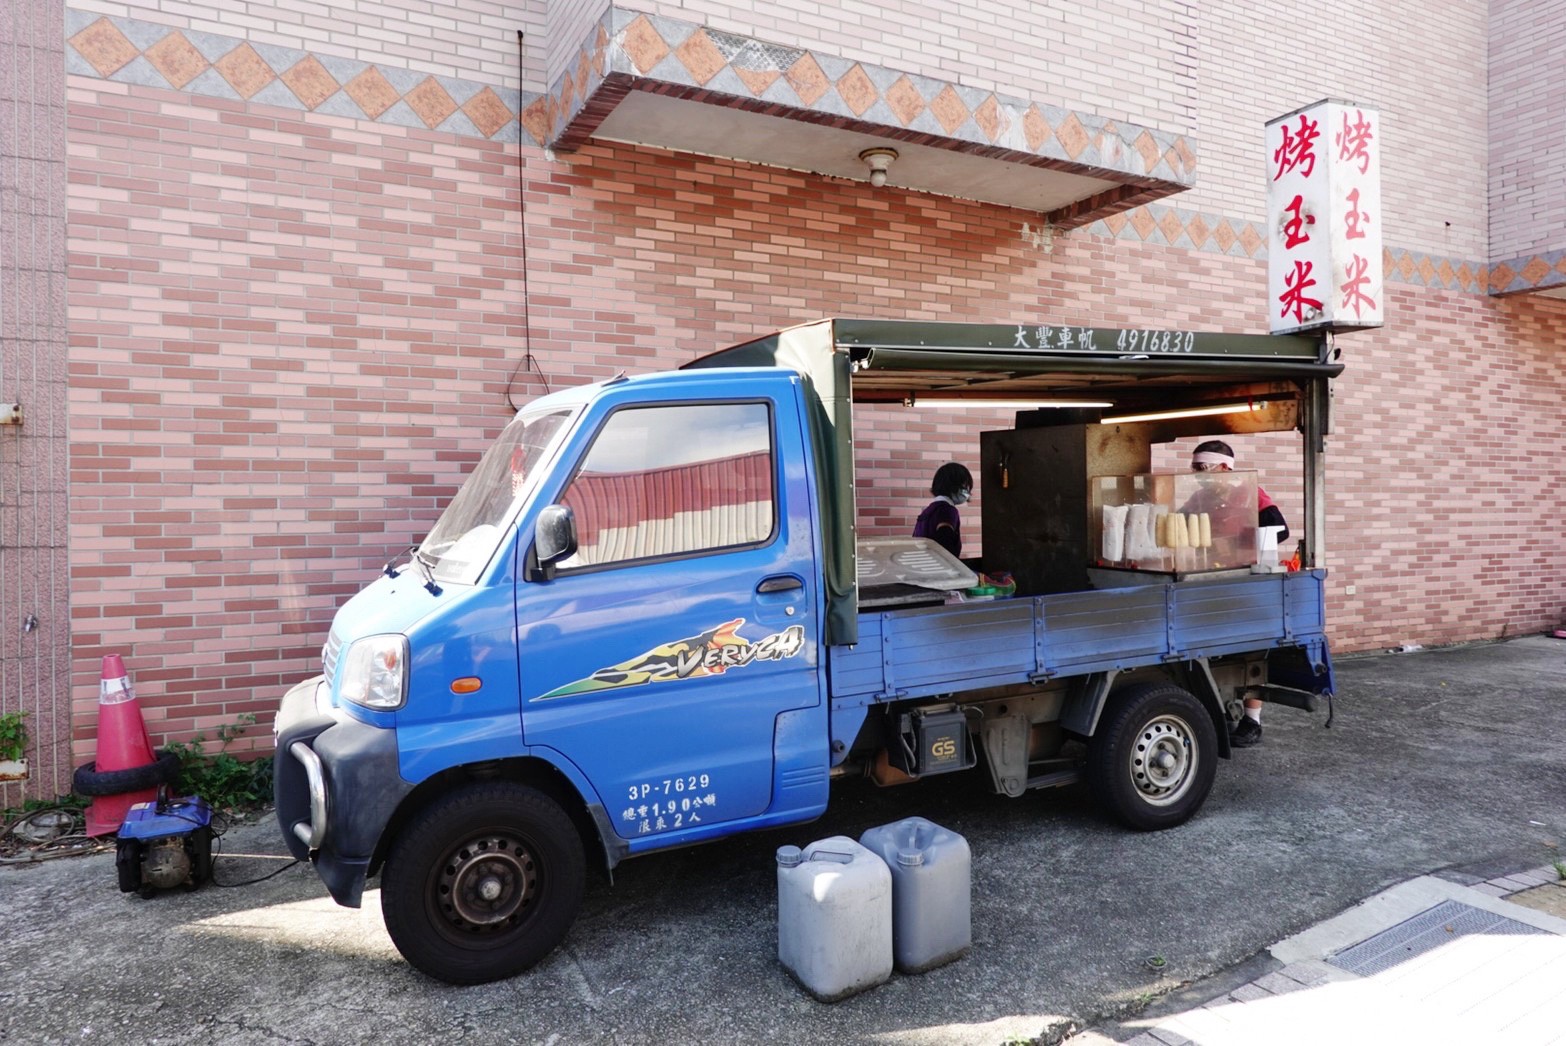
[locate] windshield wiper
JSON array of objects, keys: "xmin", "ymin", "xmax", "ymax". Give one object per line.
[
  {"xmin": 410, "ymin": 547, "xmax": 442, "ymax": 596},
  {"xmin": 383, "ymin": 544, "xmax": 417, "ymax": 579}
]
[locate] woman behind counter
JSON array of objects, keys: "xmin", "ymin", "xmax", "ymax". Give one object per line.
[
  {"xmin": 912, "ymin": 462, "xmax": 972, "ymax": 559},
  {"xmin": 1188, "ymin": 439, "xmax": 1285, "ymax": 748}
]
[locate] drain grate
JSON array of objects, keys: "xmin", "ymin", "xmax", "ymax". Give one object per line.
[{"xmin": 1326, "ymin": 899, "xmax": 1550, "ymax": 977}]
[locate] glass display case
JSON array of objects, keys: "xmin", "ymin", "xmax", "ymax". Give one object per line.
[{"xmin": 1089, "ymin": 471, "xmax": 1259, "ymax": 574}]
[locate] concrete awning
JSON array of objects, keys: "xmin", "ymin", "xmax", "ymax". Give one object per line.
[{"xmin": 529, "ymin": 11, "xmax": 1197, "ymax": 228}]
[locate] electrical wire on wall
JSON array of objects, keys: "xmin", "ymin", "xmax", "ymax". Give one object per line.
[{"xmin": 506, "ymin": 30, "xmax": 551, "ymax": 414}]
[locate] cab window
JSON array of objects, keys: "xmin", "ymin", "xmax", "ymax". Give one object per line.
[{"xmin": 558, "ymin": 402, "xmax": 775, "ymax": 569}]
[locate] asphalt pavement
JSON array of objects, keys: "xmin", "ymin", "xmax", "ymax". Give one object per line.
[{"xmin": 2, "ymin": 635, "xmax": 1563, "ymax": 1045}]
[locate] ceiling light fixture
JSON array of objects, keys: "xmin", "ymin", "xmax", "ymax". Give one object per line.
[{"xmin": 859, "ymin": 147, "xmax": 898, "ymax": 187}]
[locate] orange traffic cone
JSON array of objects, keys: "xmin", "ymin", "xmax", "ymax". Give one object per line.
[{"xmin": 79, "ymin": 655, "xmax": 168, "ymax": 836}]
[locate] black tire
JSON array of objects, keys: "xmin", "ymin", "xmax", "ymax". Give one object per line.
[
  {"xmin": 1087, "ymin": 681, "xmax": 1218, "ymax": 831},
  {"xmin": 116, "ymin": 840, "xmax": 142, "ymax": 893},
  {"xmin": 73, "ymin": 750, "xmax": 181, "ymax": 797},
  {"xmin": 381, "ymin": 782, "xmax": 585, "ymax": 985},
  {"xmin": 189, "ymin": 825, "xmax": 214, "ymax": 885}
]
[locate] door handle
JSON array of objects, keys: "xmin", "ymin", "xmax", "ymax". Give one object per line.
[{"xmin": 756, "ymin": 575, "xmax": 803, "ymax": 594}]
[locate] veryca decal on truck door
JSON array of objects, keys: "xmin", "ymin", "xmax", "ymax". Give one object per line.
[{"xmin": 539, "ymin": 618, "xmax": 806, "ymax": 698}]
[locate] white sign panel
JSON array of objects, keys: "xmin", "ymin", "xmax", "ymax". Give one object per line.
[{"xmin": 1265, "ymin": 100, "xmax": 1383, "ymax": 334}]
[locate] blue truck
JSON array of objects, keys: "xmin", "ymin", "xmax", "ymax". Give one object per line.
[{"xmin": 274, "ymin": 318, "xmax": 1340, "ymax": 984}]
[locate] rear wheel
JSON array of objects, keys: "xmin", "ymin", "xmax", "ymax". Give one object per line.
[
  {"xmin": 381, "ymin": 781, "xmax": 585, "ymax": 984},
  {"xmin": 1087, "ymin": 681, "xmax": 1217, "ymax": 830}
]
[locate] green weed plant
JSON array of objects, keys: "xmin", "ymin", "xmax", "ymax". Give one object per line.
[
  {"xmin": 164, "ymin": 713, "xmax": 274, "ymax": 813},
  {"xmin": 0, "ymin": 711, "xmax": 28, "ymax": 762}
]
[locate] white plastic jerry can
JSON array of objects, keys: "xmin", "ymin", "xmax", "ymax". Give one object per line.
[
  {"xmin": 859, "ymin": 816, "xmax": 972, "ymax": 973},
  {"xmin": 776, "ymin": 836, "xmax": 893, "ymax": 1001}
]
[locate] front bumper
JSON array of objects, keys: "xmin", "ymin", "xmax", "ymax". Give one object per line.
[{"xmin": 273, "ymin": 676, "xmax": 413, "ymax": 908}]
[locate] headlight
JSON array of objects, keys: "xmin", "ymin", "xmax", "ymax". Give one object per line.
[{"xmin": 338, "ymin": 634, "xmax": 409, "ymax": 710}]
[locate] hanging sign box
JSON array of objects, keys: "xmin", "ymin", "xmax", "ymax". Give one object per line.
[{"xmin": 1265, "ymin": 99, "xmax": 1383, "ymax": 334}]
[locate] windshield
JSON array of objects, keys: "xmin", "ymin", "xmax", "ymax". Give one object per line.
[{"xmin": 419, "ymin": 407, "xmax": 575, "ymax": 584}]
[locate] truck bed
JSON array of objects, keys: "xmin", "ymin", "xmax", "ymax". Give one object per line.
[{"xmin": 828, "ymin": 570, "xmax": 1328, "ymax": 706}]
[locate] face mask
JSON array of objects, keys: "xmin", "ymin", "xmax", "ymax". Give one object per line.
[{"xmin": 953, "ymin": 488, "xmax": 971, "ymax": 505}]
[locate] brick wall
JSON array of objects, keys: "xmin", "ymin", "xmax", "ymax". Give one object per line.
[
  {"xmin": 1488, "ymin": 0, "xmax": 1566, "ymax": 260},
  {"xmin": 65, "ymin": 84, "xmax": 537, "ymax": 757},
  {"xmin": 1322, "ymin": 288, "xmax": 1566, "ymax": 643},
  {"xmin": 66, "ymin": 72, "xmax": 1566, "ymax": 757},
  {"xmin": 1193, "ymin": 0, "xmax": 1490, "ymax": 260},
  {"xmin": 66, "ymin": 0, "xmax": 1498, "ymax": 266},
  {"xmin": 2, "ymin": 0, "xmax": 71, "ymax": 802},
  {"xmin": 67, "ymin": 0, "xmax": 547, "ymax": 90},
  {"xmin": 617, "ymin": 0, "xmax": 1489, "ymax": 261},
  {"xmin": 634, "ymin": 0, "xmax": 1198, "ymax": 133},
  {"xmin": 548, "ymin": 0, "xmax": 609, "ymax": 88}
]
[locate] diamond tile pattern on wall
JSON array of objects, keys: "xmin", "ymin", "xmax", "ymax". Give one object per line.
[
  {"xmin": 1079, "ymin": 207, "xmax": 1500, "ymax": 294},
  {"xmin": 345, "ymin": 67, "xmax": 400, "ymax": 120},
  {"xmin": 215, "ymin": 43, "xmax": 276, "ymax": 100},
  {"xmin": 281, "ymin": 56, "xmax": 339, "ymax": 110},
  {"xmin": 65, "ymin": 14, "xmax": 523, "ymax": 144},
  {"xmin": 144, "ymin": 32, "xmax": 207, "ymax": 89},
  {"xmin": 463, "ymin": 88, "xmax": 514, "ymax": 139},
  {"xmin": 607, "ymin": 15, "xmax": 1184, "ymax": 202},
  {"xmin": 785, "ymin": 54, "xmax": 831, "ymax": 107},
  {"xmin": 61, "ymin": 9, "xmax": 1541, "ymax": 297},
  {"xmin": 568, "ymin": 11, "xmax": 1200, "ymax": 193},
  {"xmin": 1487, "ymin": 251, "xmax": 1566, "ymax": 295},
  {"xmin": 405, "ymin": 77, "xmax": 458, "ymax": 128},
  {"xmin": 70, "ymin": 18, "xmax": 139, "ymax": 77}
]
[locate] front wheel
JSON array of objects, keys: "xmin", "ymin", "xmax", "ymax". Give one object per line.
[
  {"xmin": 1087, "ymin": 682, "xmax": 1218, "ymax": 831},
  {"xmin": 381, "ymin": 781, "xmax": 585, "ymax": 984}
]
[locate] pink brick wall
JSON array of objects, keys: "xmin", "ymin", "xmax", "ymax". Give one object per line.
[
  {"xmin": 71, "ymin": 0, "xmax": 1497, "ymax": 264},
  {"xmin": 2, "ymin": 0, "xmax": 71, "ymax": 802},
  {"xmin": 66, "ymin": 83, "xmax": 537, "ymax": 757},
  {"xmin": 625, "ymin": 0, "xmax": 1491, "ymax": 260},
  {"xmin": 1193, "ymin": 0, "xmax": 1490, "ymax": 260},
  {"xmin": 629, "ymin": 0, "xmax": 1198, "ymax": 133},
  {"xmin": 1488, "ymin": 0, "xmax": 1566, "ymax": 259},
  {"xmin": 548, "ymin": 0, "xmax": 608, "ymax": 87},
  {"xmin": 69, "ymin": 0, "xmax": 548, "ymax": 90},
  {"xmin": 67, "ymin": 79, "xmax": 1566, "ymax": 756},
  {"xmin": 1320, "ymin": 287, "xmax": 1566, "ymax": 643}
]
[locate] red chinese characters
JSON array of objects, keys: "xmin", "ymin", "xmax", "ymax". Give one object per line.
[
  {"xmin": 1273, "ymin": 114, "xmax": 1320, "ymax": 181},
  {"xmin": 1279, "ymin": 260, "xmax": 1323, "ymax": 325},
  {"xmin": 1266, "ymin": 101, "xmax": 1383, "ymax": 332},
  {"xmin": 1335, "ymin": 109, "xmax": 1374, "ymax": 174},
  {"xmin": 1340, "ymin": 255, "xmax": 1377, "ymax": 318},
  {"xmin": 1283, "ymin": 195, "xmax": 1315, "ymax": 249},
  {"xmin": 1344, "ymin": 187, "xmax": 1369, "ymax": 240}
]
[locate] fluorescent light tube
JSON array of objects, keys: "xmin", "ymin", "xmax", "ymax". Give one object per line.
[
  {"xmin": 915, "ymin": 398, "xmax": 1113, "ymax": 409},
  {"xmin": 1100, "ymin": 401, "xmax": 1265, "ymax": 425}
]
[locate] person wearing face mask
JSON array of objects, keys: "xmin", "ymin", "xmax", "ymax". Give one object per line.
[
  {"xmin": 1190, "ymin": 440, "xmax": 1288, "ymax": 541},
  {"xmin": 912, "ymin": 462, "xmax": 972, "ymax": 559},
  {"xmin": 1189, "ymin": 439, "xmax": 1287, "ymax": 747}
]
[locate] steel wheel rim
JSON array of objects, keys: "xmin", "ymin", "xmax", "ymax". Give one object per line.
[
  {"xmin": 1129, "ymin": 714, "xmax": 1197, "ymax": 806},
  {"xmin": 437, "ymin": 833, "xmax": 539, "ymax": 934}
]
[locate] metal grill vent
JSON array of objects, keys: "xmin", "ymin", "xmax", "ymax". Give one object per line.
[
  {"xmin": 322, "ymin": 632, "xmax": 343, "ymax": 690},
  {"xmin": 1326, "ymin": 899, "xmax": 1549, "ymax": 977}
]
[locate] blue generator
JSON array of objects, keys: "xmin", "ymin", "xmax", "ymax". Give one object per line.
[{"xmin": 116, "ymin": 796, "xmax": 214, "ymax": 895}]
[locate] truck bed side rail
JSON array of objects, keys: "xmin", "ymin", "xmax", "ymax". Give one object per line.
[{"xmin": 828, "ymin": 570, "xmax": 1328, "ymax": 705}]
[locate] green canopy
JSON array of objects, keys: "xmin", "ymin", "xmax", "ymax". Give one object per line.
[{"xmin": 684, "ymin": 319, "xmax": 1341, "ymax": 646}]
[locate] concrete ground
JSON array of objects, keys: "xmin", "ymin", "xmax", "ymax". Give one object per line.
[
  {"xmin": 2, "ymin": 635, "xmax": 1563, "ymax": 1045},
  {"xmin": 1073, "ymin": 869, "xmax": 1566, "ymax": 1046}
]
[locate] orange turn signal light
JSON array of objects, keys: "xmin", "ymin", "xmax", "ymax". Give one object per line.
[{"xmin": 450, "ymin": 677, "xmax": 482, "ymax": 694}]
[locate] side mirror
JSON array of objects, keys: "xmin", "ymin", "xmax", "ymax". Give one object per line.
[{"xmin": 531, "ymin": 504, "xmax": 577, "ymax": 581}]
